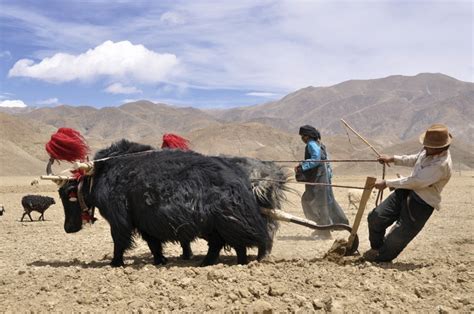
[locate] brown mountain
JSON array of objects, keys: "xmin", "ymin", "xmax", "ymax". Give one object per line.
[
  {"xmin": 209, "ymin": 73, "xmax": 473, "ymax": 145},
  {"xmin": 2, "ymin": 73, "xmax": 472, "ymax": 176},
  {"xmin": 22, "ymin": 100, "xmax": 221, "ymax": 144},
  {"xmin": 0, "ymin": 112, "xmax": 56, "ymax": 175}
]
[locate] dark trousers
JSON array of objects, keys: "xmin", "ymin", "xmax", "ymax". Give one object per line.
[{"xmin": 367, "ymin": 189, "xmax": 434, "ymax": 262}]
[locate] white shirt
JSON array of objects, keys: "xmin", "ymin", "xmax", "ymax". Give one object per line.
[{"xmin": 385, "ymin": 150, "xmax": 452, "ymax": 210}]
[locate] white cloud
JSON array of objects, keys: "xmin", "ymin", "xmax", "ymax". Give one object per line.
[
  {"xmin": 0, "ymin": 99, "xmax": 27, "ymax": 107},
  {"xmin": 160, "ymin": 11, "xmax": 185, "ymax": 25},
  {"xmin": 246, "ymin": 92, "xmax": 279, "ymax": 97},
  {"xmin": 8, "ymin": 40, "xmax": 179, "ymax": 84},
  {"xmin": 36, "ymin": 97, "xmax": 59, "ymax": 105},
  {"xmin": 122, "ymin": 98, "xmax": 139, "ymax": 104},
  {"xmin": 104, "ymin": 83, "xmax": 142, "ymax": 94},
  {"xmin": 0, "ymin": 51, "xmax": 12, "ymax": 59}
]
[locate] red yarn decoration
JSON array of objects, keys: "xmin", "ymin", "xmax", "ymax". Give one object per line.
[
  {"xmin": 45, "ymin": 128, "xmax": 89, "ymax": 162},
  {"xmin": 161, "ymin": 133, "xmax": 190, "ymax": 150}
]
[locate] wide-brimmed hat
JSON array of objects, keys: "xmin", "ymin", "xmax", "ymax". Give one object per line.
[{"xmin": 419, "ymin": 124, "xmax": 452, "ymax": 148}]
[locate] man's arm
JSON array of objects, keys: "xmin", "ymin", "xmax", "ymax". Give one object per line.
[
  {"xmin": 378, "ymin": 153, "xmax": 419, "ymax": 168},
  {"xmin": 374, "ymin": 164, "xmax": 445, "ymax": 190}
]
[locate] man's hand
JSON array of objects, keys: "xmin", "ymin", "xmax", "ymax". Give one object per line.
[
  {"xmin": 374, "ymin": 180, "xmax": 387, "ymax": 190},
  {"xmin": 294, "ymin": 165, "xmax": 301, "ymax": 172},
  {"xmin": 377, "ymin": 154, "xmax": 394, "ymax": 165}
]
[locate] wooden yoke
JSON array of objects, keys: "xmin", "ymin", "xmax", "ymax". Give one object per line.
[{"xmin": 347, "ymin": 176, "xmax": 376, "ymax": 250}]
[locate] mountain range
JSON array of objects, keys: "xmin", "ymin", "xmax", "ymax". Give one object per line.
[{"xmin": 1, "ymin": 73, "xmax": 472, "ymax": 176}]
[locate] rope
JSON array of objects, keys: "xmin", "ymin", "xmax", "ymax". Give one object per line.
[
  {"xmin": 262, "ymin": 159, "xmax": 378, "ymax": 163},
  {"xmin": 375, "ymin": 163, "xmax": 386, "ymax": 206},
  {"xmin": 251, "ymin": 178, "xmax": 368, "ymax": 190}
]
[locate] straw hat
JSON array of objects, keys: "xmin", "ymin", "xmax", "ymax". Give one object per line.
[{"xmin": 419, "ymin": 124, "xmax": 452, "ymax": 148}]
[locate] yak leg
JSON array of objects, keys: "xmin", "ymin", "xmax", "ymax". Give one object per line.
[
  {"xmin": 201, "ymin": 232, "xmax": 225, "ymax": 266},
  {"xmin": 257, "ymin": 243, "xmax": 271, "ymax": 261},
  {"xmin": 180, "ymin": 241, "xmax": 193, "ymax": 260},
  {"xmin": 21, "ymin": 211, "xmax": 33, "ymax": 222},
  {"xmin": 235, "ymin": 246, "xmax": 248, "ymax": 265},
  {"xmin": 142, "ymin": 233, "xmax": 167, "ymax": 265},
  {"xmin": 110, "ymin": 228, "xmax": 133, "ymax": 267},
  {"xmin": 38, "ymin": 212, "xmax": 44, "ymax": 221}
]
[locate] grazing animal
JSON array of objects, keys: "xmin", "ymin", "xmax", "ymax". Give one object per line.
[
  {"xmin": 52, "ymin": 139, "xmax": 282, "ymax": 267},
  {"xmin": 0, "ymin": 204, "xmax": 5, "ymax": 216},
  {"xmin": 347, "ymin": 188, "xmax": 377, "ymax": 210},
  {"xmin": 30, "ymin": 179, "xmax": 39, "ymax": 186},
  {"xmin": 21, "ymin": 195, "xmax": 55, "ymax": 221}
]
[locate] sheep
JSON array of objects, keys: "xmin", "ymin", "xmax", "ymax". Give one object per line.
[
  {"xmin": 347, "ymin": 188, "xmax": 378, "ymax": 210},
  {"xmin": 0, "ymin": 204, "xmax": 4, "ymax": 216},
  {"xmin": 21, "ymin": 195, "xmax": 55, "ymax": 222}
]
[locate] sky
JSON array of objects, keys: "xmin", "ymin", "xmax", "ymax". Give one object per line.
[{"xmin": 0, "ymin": 0, "xmax": 472, "ymax": 109}]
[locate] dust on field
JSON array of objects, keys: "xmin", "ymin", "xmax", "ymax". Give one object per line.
[{"xmin": 0, "ymin": 174, "xmax": 472, "ymax": 312}]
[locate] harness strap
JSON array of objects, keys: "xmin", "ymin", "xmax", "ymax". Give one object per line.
[{"xmin": 77, "ymin": 179, "xmax": 96, "ymax": 224}]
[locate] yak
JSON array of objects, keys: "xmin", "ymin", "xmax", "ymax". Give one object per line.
[
  {"xmin": 21, "ymin": 195, "xmax": 55, "ymax": 221},
  {"xmin": 53, "ymin": 139, "xmax": 285, "ymax": 267}
]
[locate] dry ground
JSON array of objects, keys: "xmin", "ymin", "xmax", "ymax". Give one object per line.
[{"xmin": 0, "ymin": 173, "xmax": 472, "ymax": 312}]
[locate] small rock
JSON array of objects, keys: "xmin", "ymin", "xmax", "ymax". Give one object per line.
[
  {"xmin": 237, "ymin": 287, "xmax": 252, "ymax": 299},
  {"xmin": 268, "ymin": 283, "xmax": 286, "ymax": 296},
  {"xmin": 251, "ymin": 300, "xmax": 273, "ymax": 313},
  {"xmin": 312, "ymin": 299, "xmax": 325, "ymax": 310},
  {"xmin": 228, "ymin": 293, "xmax": 239, "ymax": 302},
  {"xmin": 178, "ymin": 277, "xmax": 192, "ymax": 288},
  {"xmin": 436, "ymin": 305, "xmax": 450, "ymax": 314}
]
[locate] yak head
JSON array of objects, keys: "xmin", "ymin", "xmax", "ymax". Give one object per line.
[
  {"xmin": 43, "ymin": 158, "xmax": 91, "ymax": 234},
  {"xmin": 58, "ymin": 180, "xmax": 83, "ymax": 233}
]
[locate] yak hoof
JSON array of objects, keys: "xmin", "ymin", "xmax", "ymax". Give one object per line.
[
  {"xmin": 153, "ymin": 256, "xmax": 168, "ymax": 265},
  {"xmin": 181, "ymin": 252, "xmax": 193, "ymax": 260},
  {"xmin": 110, "ymin": 259, "xmax": 125, "ymax": 267},
  {"xmin": 200, "ymin": 258, "xmax": 219, "ymax": 267}
]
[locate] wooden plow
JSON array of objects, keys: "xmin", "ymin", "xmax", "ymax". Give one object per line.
[{"xmin": 260, "ymin": 176, "xmax": 376, "ymax": 256}]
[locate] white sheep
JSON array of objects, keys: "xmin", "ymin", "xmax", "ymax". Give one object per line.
[{"xmin": 347, "ymin": 188, "xmax": 378, "ymax": 210}]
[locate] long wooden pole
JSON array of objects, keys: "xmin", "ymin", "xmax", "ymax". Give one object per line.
[
  {"xmin": 347, "ymin": 176, "xmax": 377, "ymax": 250},
  {"xmin": 340, "ymin": 119, "xmax": 382, "ymax": 157}
]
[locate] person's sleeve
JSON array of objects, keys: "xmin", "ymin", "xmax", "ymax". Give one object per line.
[
  {"xmin": 301, "ymin": 142, "xmax": 321, "ymax": 171},
  {"xmin": 393, "ymin": 154, "xmax": 419, "ymax": 167},
  {"xmin": 386, "ymin": 164, "xmax": 445, "ymax": 190}
]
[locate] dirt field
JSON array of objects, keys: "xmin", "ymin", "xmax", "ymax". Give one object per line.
[{"xmin": 0, "ymin": 173, "xmax": 472, "ymax": 312}]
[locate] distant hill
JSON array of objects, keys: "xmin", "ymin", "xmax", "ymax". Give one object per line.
[
  {"xmin": 208, "ymin": 73, "xmax": 473, "ymax": 145},
  {"xmin": 0, "ymin": 112, "xmax": 55, "ymax": 175},
  {"xmin": 2, "ymin": 73, "xmax": 472, "ymax": 176},
  {"xmin": 21, "ymin": 100, "xmax": 221, "ymax": 145}
]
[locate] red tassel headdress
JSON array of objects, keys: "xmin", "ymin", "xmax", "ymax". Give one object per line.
[
  {"xmin": 45, "ymin": 128, "xmax": 89, "ymax": 162},
  {"xmin": 161, "ymin": 133, "xmax": 190, "ymax": 150}
]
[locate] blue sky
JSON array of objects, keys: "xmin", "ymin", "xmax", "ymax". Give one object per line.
[{"xmin": 0, "ymin": 0, "xmax": 472, "ymax": 109}]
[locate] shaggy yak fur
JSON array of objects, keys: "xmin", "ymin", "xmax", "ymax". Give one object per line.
[
  {"xmin": 21, "ymin": 195, "xmax": 56, "ymax": 221},
  {"xmin": 58, "ymin": 139, "xmax": 288, "ymax": 267}
]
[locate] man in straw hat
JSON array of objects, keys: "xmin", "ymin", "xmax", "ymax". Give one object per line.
[{"xmin": 364, "ymin": 124, "xmax": 453, "ymax": 262}]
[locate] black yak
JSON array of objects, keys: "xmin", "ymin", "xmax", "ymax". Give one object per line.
[
  {"xmin": 21, "ymin": 195, "xmax": 55, "ymax": 221},
  {"xmin": 0, "ymin": 204, "xmax": 4, "ymax": 216},
  {"xmin": 52, "ymin": 139, "xmax": 282, "ymax": 267}
]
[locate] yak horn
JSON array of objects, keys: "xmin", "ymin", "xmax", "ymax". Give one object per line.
[
  {"xmin": 73, "ymin": 161, "xmax": 94, "ymax": 171},
  {"xmin": 40, "ymin": 175, "xmax": 73, "ymax": 181},
  {"xmin": 46, "ymin": 158, "xmax": 54, "ymax": 175}
]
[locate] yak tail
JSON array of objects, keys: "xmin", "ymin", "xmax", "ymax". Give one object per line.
[{"xmin": 247, "ymin": 160, "xmax": 293, "ymax": 210}]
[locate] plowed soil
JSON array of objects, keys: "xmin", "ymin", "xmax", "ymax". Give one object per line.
[{"xmin": 0, "ymin": 174, "xmax": 472, "ymax": 312}]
